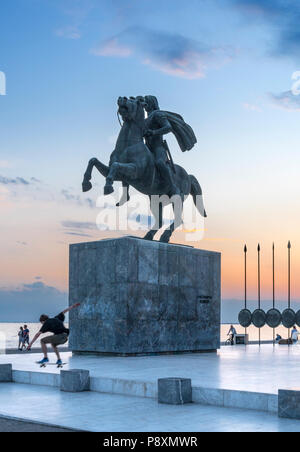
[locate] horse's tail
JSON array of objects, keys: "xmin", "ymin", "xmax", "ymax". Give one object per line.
[{"xmin": 189, "ymin": 175, "xmax": 207, "ymax": 218}]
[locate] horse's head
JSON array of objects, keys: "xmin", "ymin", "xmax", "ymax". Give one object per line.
[{"xmin": 118, "ymin": 96, "xmax": 145, "ymax": 125}]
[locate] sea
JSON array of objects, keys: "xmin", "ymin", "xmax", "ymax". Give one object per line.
[
  {"xmin": 0, "ymin": 323, "xmax": 292, "ymax": 350},
  {"xmin": 0, "ymin": 323, "xmax": 69, "ymax": 349}
]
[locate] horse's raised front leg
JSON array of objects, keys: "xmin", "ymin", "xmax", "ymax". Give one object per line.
[
  {"xmin": 104, "ymin": 162, "xmax": 137, "ymax": 195},
  {"xmin": 82, "ymin": 159, "xmax": 95, "ymax": 192},
  {"xmin": 82, "ymin": 158, "xmax": 109, "ymax": 192}
]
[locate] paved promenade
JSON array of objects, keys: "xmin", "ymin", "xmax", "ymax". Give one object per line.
[
  {"xmin": 0, "ymin": 383, "xmax": 300, "ymax": 432},
  {"xmin": 1, "ymin": 345, "xmax": 300, "ymax": 431},
  {"xmin": 2, "ymin": 344, "xmax": 300, "ymax": 394}
]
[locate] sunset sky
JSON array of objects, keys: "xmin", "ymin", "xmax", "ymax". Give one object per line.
[{"xmin": 1, "ymin": 0, "xmax": 300, "ymax": 319}]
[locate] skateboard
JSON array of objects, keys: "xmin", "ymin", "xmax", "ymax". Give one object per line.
[{"xmin": 36, "ymin": 362, "xmax": 66, "ymax": 369}]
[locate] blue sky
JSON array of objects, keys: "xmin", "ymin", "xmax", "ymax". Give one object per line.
[{"xmin": 1, "ymin": 0, "xmax": 300, "ymax": 320}]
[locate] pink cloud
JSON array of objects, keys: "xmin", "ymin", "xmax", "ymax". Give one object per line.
[
  {"xmin": 91, "ymin": 27, "xmax": 234, "ymax": 80},
  {"xmin": 91, "ymin": 38, "xmax": 132, "ymax": 58},
  {"xmin": 143, "ymin": 51, "xmax": 207, "ymax": 80},
  {"xmin": 270, "ymin": 91, "xmax": 300, "ymax": 111}
]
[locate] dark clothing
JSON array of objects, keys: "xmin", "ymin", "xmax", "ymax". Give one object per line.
[
  {"xmin": 23, "ymin": 328, "xmax": 30, "ymax": 344},
  {"xmin": 40, "ymin": 313, "xmax": 69, "ymax": 336},
  {"xmin": 145, "ymin": 110, "xmax": 172, "ymax": 155},
  {"xmin": 161, "ymin": 111, "xmax": 197, "ymax": 152},
  {"xmin": 41, "ymin": 332, "xmax": 68, "ymax": 346},
  {"xmin": 144, "ymin": 97, "xmax": 196, "ymax": 152},
  {"xmin": 145, "ymin": 110, "xmax": 175, "ymax": 192}
]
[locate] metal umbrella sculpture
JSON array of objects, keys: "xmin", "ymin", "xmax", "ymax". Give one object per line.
[
  {"xmin": 282, "ymin": 241, "xmax": 295, "ymax": 330},
  {"xmin": 252, "ymin": 244, "xmax": 266, "ymax": 346},
  {"xmin": 266, "ymin": 243, "xmax": 282, "ymax": 340},
  {"xmin": 238, "ymin": 245, "xmax": 252, "ymax": 328}
]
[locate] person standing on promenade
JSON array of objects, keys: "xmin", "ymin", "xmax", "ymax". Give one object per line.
[
  {"xmin": 291, "ymin": 326, "xmax": 299, "ymax": 344},
  {"xmin": 23, "ymin": 325, "xmax": 30, "ymax": 347},
  {"xmin": 18, "ymin": 327, "xmax": 24, "ymax": 350},
  {"xmin": 227, "ymin": 325, "xmax": 237, "ymax": 346},
  {"xmin": 27, "ymin": 303, "xmax": 80, "ymax": 366}
]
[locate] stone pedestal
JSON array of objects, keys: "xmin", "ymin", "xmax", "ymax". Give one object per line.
[
  {"xmin": 60, "ymin": 369, "xmax": 90, "ymax": 392},
  {"xmin": 69, "ymin": 236, "xmax": 221, "ymax": 355},
  {"xmin": 0, "ymin": 364, "xmax": 12, "ymax": 382},
  {"xmin": 158, "ymin": 378, "xmax": 192, "ymax": 405},
  {"xmin": 278, "ymin": 389, "xmax": 300, "ymax": 419}
]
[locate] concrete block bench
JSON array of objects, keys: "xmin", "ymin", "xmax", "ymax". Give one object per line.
[
  {"xmin": 278, "ymin": 389, "xmax": 300, "ymax": 419},
  {"xmin": 0, "ymin": 364, "xmax": 12, "ymax": 382},
  {"xmin": 158, "ymin": 378, "xmax": 192, "ymax": 405},
  {"xmin": 60, "ymin": 369, "xmax": 90, "ymax": 392}
]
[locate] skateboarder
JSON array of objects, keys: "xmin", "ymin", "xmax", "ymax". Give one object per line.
[{"xmin": 27, "ymin": 303, "xmax": 80, "ymax": 366}]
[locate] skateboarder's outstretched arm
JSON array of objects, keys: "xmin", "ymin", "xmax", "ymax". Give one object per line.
[
  {"xmin": 62, "ymin": 303, "xmax": 80, "ymax": 315},
  {"xmin": 27, "ymin": 332, "xmax": 41, "ymax": 351}
]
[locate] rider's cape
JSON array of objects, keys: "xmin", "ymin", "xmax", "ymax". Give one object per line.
[{"xmin": 162, "ymin": 111, "xmax": 197, "ymax": 152}]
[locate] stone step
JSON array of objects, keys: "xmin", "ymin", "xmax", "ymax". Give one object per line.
[
  {"xmin": 11, "ymin": 369, "xmax": 278, "ymax": 413},
  {"xmin": 192, "ymin": 386, "xmax": 278, "ymax": 413}
]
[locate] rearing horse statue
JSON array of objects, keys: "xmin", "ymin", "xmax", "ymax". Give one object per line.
[{"xmin": 82, "ymin": 96, "xmax": 207, "ymax": 243}]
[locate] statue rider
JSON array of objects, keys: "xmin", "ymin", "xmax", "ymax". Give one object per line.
[
  {"xmin": 143, "ymin": 95, "xmax": 177, "ymax": 196},
  {"xmin": 116, "ymin": 94, "xmax": 197, "ymax": 206}
]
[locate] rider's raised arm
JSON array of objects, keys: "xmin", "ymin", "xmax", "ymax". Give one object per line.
[{"xmin": 152, "ymin": 111, "xmax": 172, "ymax": 136}]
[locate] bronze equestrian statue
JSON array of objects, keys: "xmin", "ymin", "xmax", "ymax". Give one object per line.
[{"xmin": 82, "ymin": 96, "xmax": 207, "ymax": 243}]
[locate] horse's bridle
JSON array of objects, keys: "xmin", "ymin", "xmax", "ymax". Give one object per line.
[{"xmin": 117, "ymin": 111, "xmax": 123, "ymax": 127}]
